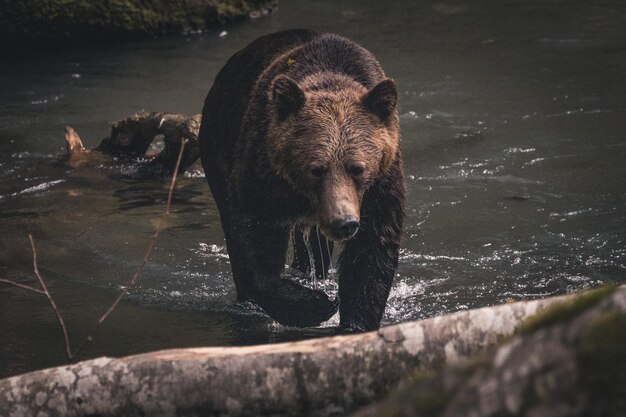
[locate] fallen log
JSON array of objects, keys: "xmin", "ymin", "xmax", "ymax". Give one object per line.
[
  {"xmin": 352, "ymin": 284, "xmax": 626, "ymax": 417},
  {"xmin": 65, "ymin": 112, "xmax": 201, "ymax": 174},
  {"xmin": 0, "ymin": 291, "xmax": 581, "ymax": 417}
]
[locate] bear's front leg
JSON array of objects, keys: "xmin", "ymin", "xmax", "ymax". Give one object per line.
[
  {"xmin": 226, "ymin": 216, "xmax": 338, "ymax": 327},
  {"xmin": 337, "ymin": 164, "xmax": 405, "ymax": 332}
]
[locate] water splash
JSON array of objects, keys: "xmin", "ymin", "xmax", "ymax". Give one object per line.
[
  {"xmin": 197, "ymin": 242, "xmax": 229, "ymax": 260},
  {"xmin": 5, "ymin": 179, "xmax": 65, "ymax": 198}
]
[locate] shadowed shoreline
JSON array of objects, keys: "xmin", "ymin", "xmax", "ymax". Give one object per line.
[{"xmin": 0, "ymin": 0, "xmax": 277, "ymax": 50}]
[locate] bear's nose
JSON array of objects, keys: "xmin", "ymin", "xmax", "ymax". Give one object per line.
[{"xmin": 331, "ymin": 217, "xmax": 359, "ymax": 239}]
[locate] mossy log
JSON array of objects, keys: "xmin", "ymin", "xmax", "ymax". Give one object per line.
[
  {"xmin": 65, "ymin": 112, "xmax": 201, "ymax": 174},
  {"xmin": 0, "ymin": 292, "xmax": 581, "ymax": 417},
  {"xmin": 353, "ymin": 285, "xmax": 626, "ymax": 417},
  {"xmin": 0, "ymin": 0, "xmax": 277, "ymax": 44}
]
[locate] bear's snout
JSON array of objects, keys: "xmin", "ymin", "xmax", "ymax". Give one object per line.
[
  {"xmin": 330, "ymin": 217, "xmax": 359, "ymax": 240},
  {"xmin": 318, "ymin": 173, "xmax": 361, "ymax": 241}
]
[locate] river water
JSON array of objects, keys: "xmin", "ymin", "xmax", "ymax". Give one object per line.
[{"xmin": 1, "ymin": 0, "xmax": 625, "ymax": 378}]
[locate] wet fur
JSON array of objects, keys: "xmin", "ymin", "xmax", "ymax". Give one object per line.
[{"xmin": 199, "ymin": 29, "xmax": 405, "ymax": 331}]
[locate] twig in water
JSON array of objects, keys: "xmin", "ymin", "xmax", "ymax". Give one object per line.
[
  {"xmin": 0, "ymin": 278, "xmax": 45, "ymax": 295},
  {"xmin": 0, "ymin": 138, "xmax": 189, "ymax": 362},
  {"xmin": 0, "ymin": 236, "xmax": 73, "ymax": 360},
  {"xmin": 28, "ymin": 234, "xmax": 73, "ymax": 360},
  {"xmin": 72, "ymin": 138, "xmax": 189, "ymax": 360}
]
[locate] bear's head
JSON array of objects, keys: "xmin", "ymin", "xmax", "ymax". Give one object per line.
[{"xmin": 267, "ymin": 72, "xmax": 399, "ymax": 241}]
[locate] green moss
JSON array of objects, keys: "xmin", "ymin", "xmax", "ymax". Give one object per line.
[
  {"xmin": 577, "ymin": 310, "xmax": 626, "ymax": 415},
  {"xmin": 521, "ymin": 284, "xmax": 617, "ymax": 334},
  {"xmin": 373, "ymin": 356, "xmax": 491, "ymax": 417},
  {"xmin": 363, "ymin": 288, "xmax": 624, "ymax": 417},
  {"xmin": 373, "ymin": 370, "xmax": 449, "ymax": 417},
  {"xmin": 405, "ymin": 371, "xmax": 451, "ymax": 417},
  {"xmin": 0, "ymin": 0, "xmax": 276, "ymax": 43}
]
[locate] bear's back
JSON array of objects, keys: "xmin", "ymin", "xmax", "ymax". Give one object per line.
[
  {"xmin": 281, "ymin": 33, "xmax": 386, "ymax": 89},
  {"xmin": 199, "ymin": 29, "xmax": 318, "ymax": 169}
]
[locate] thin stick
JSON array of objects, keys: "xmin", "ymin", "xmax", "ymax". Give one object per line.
[
  {"xmin": 0, "ymin": 278, "xmax": 45, "ymax": 295},
  {"xmin": 72, "ymin": 138, "xmax": 188, "ymax": 360},
  {"xmin": 165, "ymin": 140, "xmax": 188, "ymax": 215},
  {"xmin": 28, "ymin": 234, "xmax": 73, "ymax": 360}
]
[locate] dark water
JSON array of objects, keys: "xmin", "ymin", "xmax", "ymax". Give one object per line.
[{"xmin": 1, "ymin": 0, "xmax": 625, "ymax": 378}]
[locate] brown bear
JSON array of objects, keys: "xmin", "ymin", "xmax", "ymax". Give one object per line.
[{"xmin": 199, "ymin": 29, "xmax": 404, "ymax": 332}]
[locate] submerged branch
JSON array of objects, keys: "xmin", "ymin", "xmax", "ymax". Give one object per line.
[
  {"xmin": 0, "ymin": 236, "xmax": 73, "ymax": 360},
  {"xmin": 0, "ymin": 278, "xmax": 44, "ymax": 295},
  {"xmin": 28, "ymin": 234, "xmax": 73, "ymax": 360},
  {"xmin": 65, "ymin": 112, "xmax": 200, "ymax": 174},
  {"xmin": 72, "ymin": 138, "xmax": 188, "ymax": 359},
  {"xmin": 0, "ymin": 139, "xmax": 188, "ymax": 362}
]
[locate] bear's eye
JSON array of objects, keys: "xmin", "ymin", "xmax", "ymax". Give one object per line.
[
  {"xmin": 310, "ymin": 166, "xmax": 327, "ymax": 179},
  {"xmin": 347, "ymin": 165, "xmax": 365, "ymax": 177}
]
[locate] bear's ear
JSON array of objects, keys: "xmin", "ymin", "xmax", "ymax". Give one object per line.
[
  {"xmin": 362, "ymin": 79, "xmax": 398, "ymax": 121},
  {"xmin": 271, "ymin": 75, "xmax": 305, "ymax": 120}
]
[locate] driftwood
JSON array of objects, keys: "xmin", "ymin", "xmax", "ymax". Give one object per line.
[
  {"xmin": 0, "ymin": 292, "xmax": 578, "ymax": 417},
  {"xmin": 65, "ymin": 112, "xmax": 201, "ymax": 174}
]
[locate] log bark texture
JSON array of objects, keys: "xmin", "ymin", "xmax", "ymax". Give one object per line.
[
  {"xmin": 352, "ymin": 285, "xmax": 626, "ymax": 417},
  {"xmin": 0, "ymin": 293, "xmax": 575, "ymax": 417}
]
